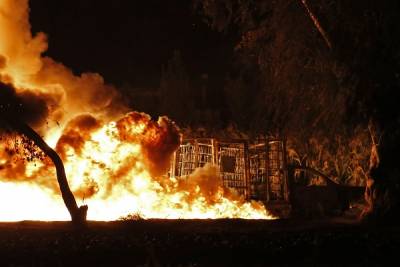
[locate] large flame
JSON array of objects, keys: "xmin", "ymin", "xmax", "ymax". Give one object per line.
[{"xmin": 0, "ymin": 0, "xmax": 273, "ymax": 221}]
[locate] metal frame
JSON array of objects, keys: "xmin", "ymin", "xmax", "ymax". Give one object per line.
[
  {"xmin": 171, "ymin": 137, "xmax": 290, "ymax": 205},
  {"xmin": 215, "ymin": 139, "xmax": 249, "ymax": 198}
]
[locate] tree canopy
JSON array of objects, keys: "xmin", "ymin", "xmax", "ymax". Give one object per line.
[{"xmin": 195, "ymin": 0, "xmax": 400, "ymax": 222}]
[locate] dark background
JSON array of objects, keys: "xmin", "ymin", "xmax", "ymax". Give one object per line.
[{"xmin": 29, "ymin": 0, "xmax": 233, "ymax": 89}]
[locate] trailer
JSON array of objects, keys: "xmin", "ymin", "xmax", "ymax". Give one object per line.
[{"xmin": 170, "ymin": 137, "xmax": 291, "ymax": 217}]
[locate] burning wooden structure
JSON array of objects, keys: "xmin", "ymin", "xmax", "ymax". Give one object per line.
[{"xmin": 170, "ymin": 137, "xmax": 291, "ymax": 217}]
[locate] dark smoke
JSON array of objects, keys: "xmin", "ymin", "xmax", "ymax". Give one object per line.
[{"xmin": 0, "ymin": 81, "xmax": 50, "ymax": 128}]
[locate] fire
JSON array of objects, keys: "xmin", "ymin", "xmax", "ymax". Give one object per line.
[{"xmin": 0, "ymin": 0, "xmax": 273, "ymax": 221}]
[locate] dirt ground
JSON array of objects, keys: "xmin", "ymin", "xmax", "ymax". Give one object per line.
[{"xmin": 0, "ymin": 217, "xmax": 398, "ymax": 266}]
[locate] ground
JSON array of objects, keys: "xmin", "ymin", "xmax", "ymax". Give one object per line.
[{"xmin": 0, "ymin": 218, "xmax": 398, "ymax": 266}]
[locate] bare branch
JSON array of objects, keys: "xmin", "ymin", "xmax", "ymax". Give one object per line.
[{"xmin": 300, "ymin": 0, "xmax": 332, "ymax": 50}]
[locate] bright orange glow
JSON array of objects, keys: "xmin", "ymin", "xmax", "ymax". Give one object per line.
[{"xmin": 0, "ymin": 0, "xmax": 274, "ymax": 221}]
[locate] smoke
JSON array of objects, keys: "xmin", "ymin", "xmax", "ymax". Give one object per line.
[
  {"xmin": 175, "ymin": 164, "xmax": 243, "ymax": 205},
  {"xmin": 0, "ymin": 0, "xmax": 47, "ymax": 82},
  {"xmin": 0, "ymin": 0, "xmax": 272, "ymax": 220},
  {"xmin": 170, "ymin": 164, "xmax": 267, "ymax": 217},
  {"xmin": 0, "ymin": 56, "xmax": 6, "ymax": 69},
  {"xmin": 55, "ymin": 114, "xmax": 266, "ymax": 217},
  {"xmin": 0, "ymin": 0, "xmax": 125, "ymax": 133},
  {"xmin": 0, "ymin": 81, "xmax": 58, "ymax": 194},
  {"xmin": 0, "ymin": 0, "xmax": 139, "ymax": 202},
  {"xmin": 116, "ymin": 112, "xmax": 181, "ymax": 177},
  {"xmin": 0, "ymin": 0, "xmax": 180, "ymax": 203},
  {"xmin": 56, "ymin": 114, "xmax": 103, "ymax": 160},
  {"xmin": 32, "ymin": 57, "xmax": 125, "ymax": 121},
  {"xmin": 0, "ymin": 81, "xmax": 50, "ymax": 127}
]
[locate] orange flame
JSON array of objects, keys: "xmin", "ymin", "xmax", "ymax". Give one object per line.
[{"xmin": 0, "ymin": 0, "xmax": 274, "ymax": 221}]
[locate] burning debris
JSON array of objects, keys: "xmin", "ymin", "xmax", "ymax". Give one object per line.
[
  {"xmin": 171, "ymin": 137, "xmax": 290, "ymax": 217},
  {"xmin": 0, "ymin": 0, "xmax": 272, "ymax": 221}
]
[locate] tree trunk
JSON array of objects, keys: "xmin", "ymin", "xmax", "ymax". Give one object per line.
[{"xmin": 2, "ymin": 118, "xmax": 87, "ymax": 226}]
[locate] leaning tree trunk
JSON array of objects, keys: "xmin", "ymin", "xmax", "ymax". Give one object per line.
[{"xmin": 3, "ymin": 118, "xmax": 87, "ymax": 226}]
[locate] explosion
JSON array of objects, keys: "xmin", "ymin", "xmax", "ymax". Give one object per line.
[{"xmin": 0, "ymin": 0, "xmax": 272, "ymax": 221}]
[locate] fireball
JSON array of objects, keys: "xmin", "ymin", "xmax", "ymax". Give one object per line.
[{"xmin": 0, "ymin": 0, "xmax": 273, "ymax": 221}]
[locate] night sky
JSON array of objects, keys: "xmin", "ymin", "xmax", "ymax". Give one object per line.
[{"xmin": 29, "ymin": 0, "xmax": 234, "ymax": 89}]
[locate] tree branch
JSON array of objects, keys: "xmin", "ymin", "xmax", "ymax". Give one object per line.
[{"xmin": 299, "ymin": 0, "xmax": 332, "ymax": 50}]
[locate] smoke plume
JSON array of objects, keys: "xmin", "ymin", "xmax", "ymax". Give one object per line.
[
  {"xmin": 0, "ymin": 0, "xmax": 124, "ymax": 133},
  {"xmin": 0, "ymin": 0, "xmax": 272, "ymax": 220}
]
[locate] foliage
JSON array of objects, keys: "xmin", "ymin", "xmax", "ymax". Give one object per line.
[
  {"xmin": 196, "ymin": 0, "xmax": 400, "ymax": 221},
  {"xmin": 287, "ymin": 127, "xmax": 371, "ymax": 186},
  {"xmin": 0, "ymin": 129, "xmax": 46, "ymax": 163}
]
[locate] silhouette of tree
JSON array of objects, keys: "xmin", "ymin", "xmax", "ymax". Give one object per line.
[{"xmin": 0, "ymin": 81, "xmax": 87, "ymax": 226}]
